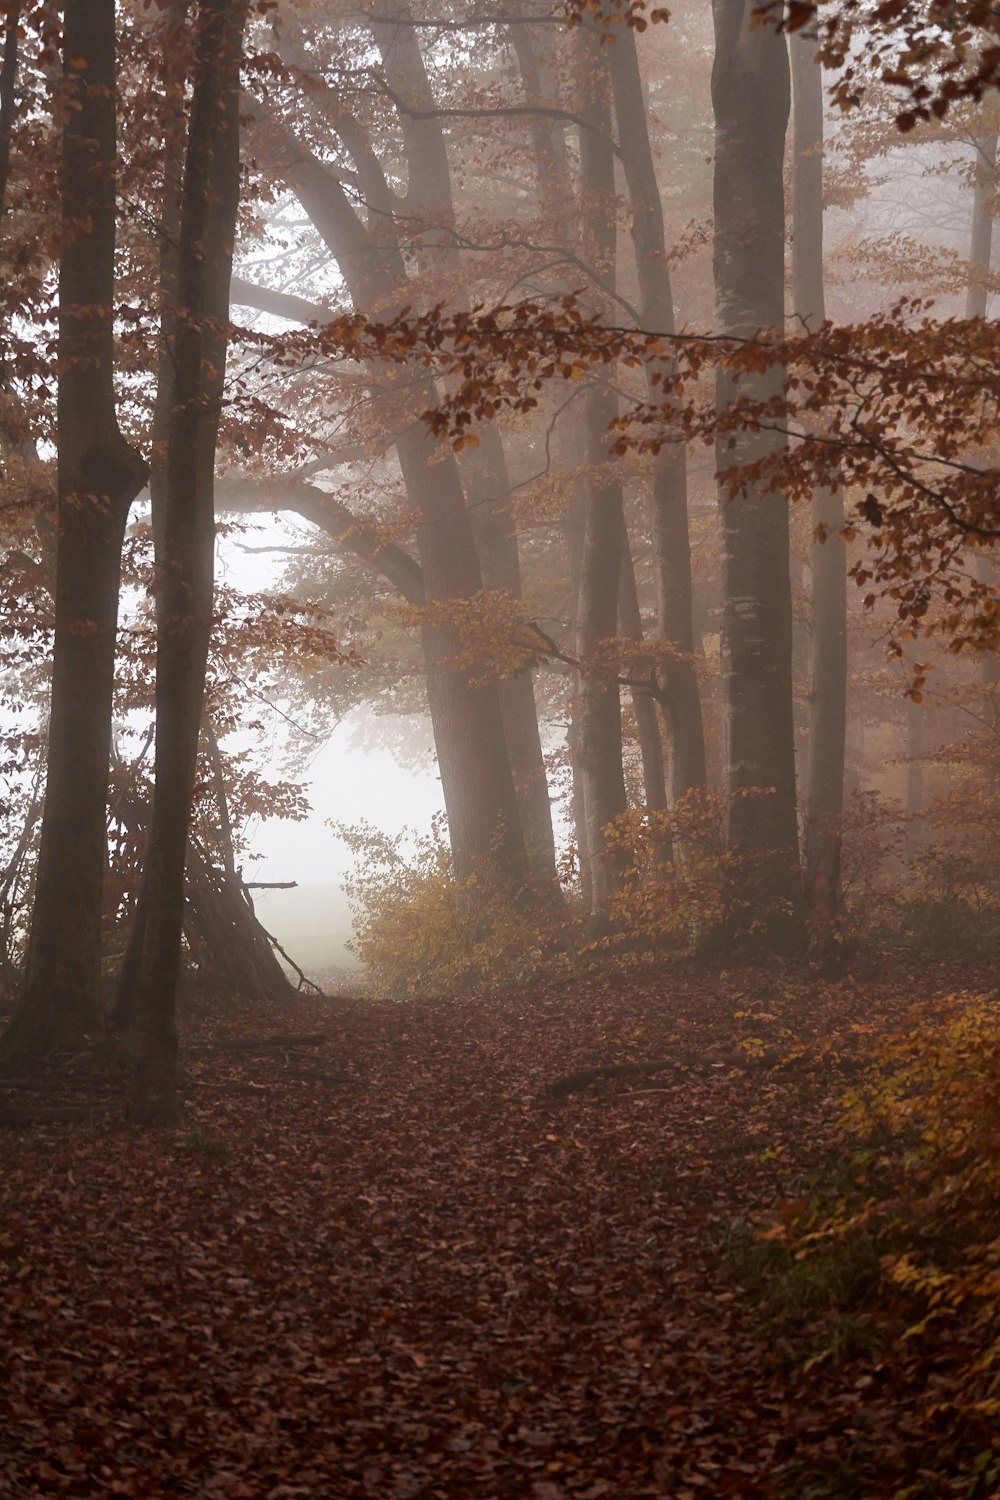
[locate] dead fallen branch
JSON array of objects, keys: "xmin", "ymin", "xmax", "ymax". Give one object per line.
[{"xmin": 548, "ymin": 1060, "xmax": 676, "ymax": 1098}]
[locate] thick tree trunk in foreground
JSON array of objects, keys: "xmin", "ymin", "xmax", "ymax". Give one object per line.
[
  {"xmin": 113, "ymin": 0, "xmax": 189, "ymax": 1034},
  {"xmin": 712, "ymin": 0, "xmax": 801, "ymax": 920},
  {"xmin": 2, "ymin": 0, "xmax": 147, "ymax": 1065},
  {"xmin": 128, "ymin": 0, "xmax": 249, "ymax": 1124},
  {"xmin": 792, "ymin": 32, "xmax": 848, "ymax": 917},
  {"xmin": 609, "ymin": 26, "xmax": 707, "ymax": 801}
]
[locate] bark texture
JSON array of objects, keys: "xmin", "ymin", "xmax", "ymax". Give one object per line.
[
  {"xmin": 791, "ymin": 31, "xmax": 848, "ymax": 916},
  {"xmin": 712, "ymin": 0, "xmax": 801, "ymax": 917},
  {"xmin": 609, "ymin": 26, "xmax": 707, "ymax": 800},
  {"xmin": 3, "ymin": 0, "xmax": 147, "ymax": 1065},
  {"xmin": 575, "ymin": 41, "xmax": 629, "ymax": 928},
  {"xmin": 128, "ymin": 0, "xmax": 249, "ymax": 1124},
  {"xmin": 250, "ymin": 49, "xmax": 530, "ymax": 889}
]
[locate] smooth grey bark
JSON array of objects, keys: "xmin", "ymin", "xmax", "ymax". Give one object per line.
[
  {"xmin": 2, "ymin": 0, "xmax": 147, "ymax": 1065},
  {"xmin": 608, "ymin": 26, "xmax": 707, "ymax": 801},
  {"xmin": 373, "ymin": 7, "xmax": 556, "ymax": 892},
  {"xmin": 965, "ymin": 131, "xmax": 997, "ymax": 322},
  {"xmin": 575, "ymin": 41, "xmax": 629, "ymax": 928},
  {"xmin": 250, "ymin": 96, "xmax": 528, "ymax": 889},
  {"xmin": 904, "ymin": 695, "xmax": 925, "ymax": 864},
  {"xmin": 964, "ymin": 133, "xmax": 1000, "ymax": 698},
  {"xmin": 128, "ymin": 0, "xmax": 250, "ymax": 1125},
  {"xmin": 562, "ymin": 471, "xmax": 593, "ymax": 912},
  {"xmin": 712, "ymin": 0, "xmax": 801, "ymax": 916},
  {"xmin": 618, "ymin": 523, "xmax": 669, "ymax": 821},
  {"xmin": 791, "ymin": 31, "xmax": 848, "ymax": 916}
]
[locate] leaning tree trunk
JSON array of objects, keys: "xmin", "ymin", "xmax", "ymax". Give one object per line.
[
  {"xmin": 250, "ymin": 98, "xmax": 527, "ymax": 890},
  {"xmin": 370, "ymin": 5, "xmax": 556, "ymax": 891},
  {"xmin": 792, "ymin": 31, "xmax": 848, "ymax": 917},
  {"xmin": 128, "ymin": 0, "xmax": 250, "ymax": 1125},
  {"xmin": 2, "ymin": 0, "xmax": 147, "ymax": 1065},
  {"xmin": 712, "ymin": 0, "xmax": 801, "ymax": 923}
]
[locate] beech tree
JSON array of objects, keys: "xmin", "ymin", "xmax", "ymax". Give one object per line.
[
  {"xmin": 2, "ymin": 0, "xmax": 147, "ymax": 1064},
  {"xmin": 127, "ymin": 0, "xmax": 251, "ymax": 1125},
  {"xmin": 791, "ymin": 31, "xmax": 848, "ymax": 915},
  {"xmin": 711, "ymin": 0, "xmax": 800, "ymax": 915}
]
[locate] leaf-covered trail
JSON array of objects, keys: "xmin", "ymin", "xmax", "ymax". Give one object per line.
[{"xmin": 0, "ymin": 971, "xmax": 954, "ymax": 1498}]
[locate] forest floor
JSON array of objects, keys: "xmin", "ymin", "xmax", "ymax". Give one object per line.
[{"xmin": 0, "ymin": 961, "xmax": 994, "ymax": 1499}]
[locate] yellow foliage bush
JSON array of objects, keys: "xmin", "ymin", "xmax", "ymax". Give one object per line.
[
  {"xmin": 336, "ymin": 819, "xmax": 566, "ymax": 999},
  {"xmin": 774, "ymin": 993, "xmax": 1000, "ymax": 1419}
]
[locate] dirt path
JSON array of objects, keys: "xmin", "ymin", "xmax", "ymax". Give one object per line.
[{"xmin": 0, "ymin": 968, "xmax": 966, "ymax": 1497}]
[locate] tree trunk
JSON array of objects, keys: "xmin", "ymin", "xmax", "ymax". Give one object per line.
[
  {"xmin": 128, "ymin": 0, "xmax": 249, "ymax": 1125},
  {"xmin": 791, "ymin": 31, "xmax": 848, "ymax": 917},
  {"xmin": 462, "ymin": 427, "xmax": 558, "ymax": 890},
  {"xmin": 2, "ymin": 0, "xmax": 147, "ymax": 1066},
  {"xmin": 254, "ymin": 83, "xmax": 529, "ymax": 890},
  {"xmin": 113, "ymin": 0, "xmax": 189, "ymax": 1035},
  {"xmin": 563, "ymin": 479, "xmax": 592, "ymax": 912},
  {"xmin": 575, "ymin": 44, "xmax": 629, "ymax": 929},
  {"xmin": 608, "ymin": 26, "xmax": 708, "ymax": 801},
  {"xmin": 712, "ymin": 0, "xmax": 801, "ymax": 920},
  {"xmin": 618, "ymin": 523, "xmax": 669, "ymax": 819},
  {"xmin": 964, "ymin": 132, "xmax": 1000, "ymax": 711},
  {"xmin": 372, "ymin": 6, "xmax": 554, "ymax": 891},
  {"xmin": 904, "ymin": 696, "xmax": 925, "ymax": 864},
  {"xmin": 0, "ymin": 2, "xmax": 20, "ymax": 226}
]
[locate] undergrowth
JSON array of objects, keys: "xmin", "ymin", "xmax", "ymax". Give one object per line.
[{"xmin": 734, "ymin": 992, "xmax": 1000, "ymax": 1497}]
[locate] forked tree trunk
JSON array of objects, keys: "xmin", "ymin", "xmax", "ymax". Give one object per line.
[
  {"xmin": 712, "ymin": 0, "xmax": 801, "ymax": 921},
  {"xmin": 128, "ymin": 0, "xmax": 250, "ymax": 1124},
  {"xmin": 372, "ymin": 6, "xmax": 554, "ymax": 891},
  {"xmin": 791, "ymin": 31, "xmax": 848, "ymax": 916},
  {"xmin": 256, "ymin": 94, "xmax": 528, "ymax": 890},
  {"xmin": 2, "ymin": 0, "xmax": 147, "ymax": 1065}
]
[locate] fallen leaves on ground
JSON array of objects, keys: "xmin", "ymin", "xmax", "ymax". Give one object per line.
[{"xmin": 0, "ymin": 963, "xmax": 991, "ymax": 1498}]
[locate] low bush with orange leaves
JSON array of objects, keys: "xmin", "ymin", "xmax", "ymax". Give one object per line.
[{"xmin": 761, "ymin": 993, "xmax": 1000, "ymax": 1429}]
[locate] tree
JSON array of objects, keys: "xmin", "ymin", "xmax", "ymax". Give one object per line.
[
  {"xmin": 2, "ymin": 0, "xmax": 147, "ymax": 1065},
  {"xmin": 791, "ymin": 31, "xmax": 848, "ymax": 915},
  {"xmin": 711, "ymin": 0, "xmax": 801, "ymax": 916},
  {"xmin": 127, "ymin": 0, "xmax": 251, "ymax": 1125},
  {"xmin": 608, "ymin": 22, "xmax": 708, "ymax": 800}
]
